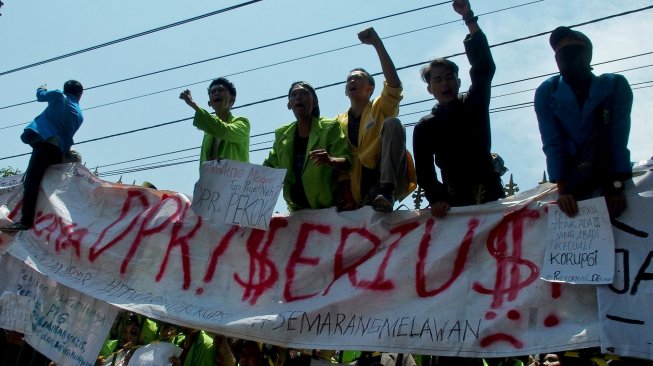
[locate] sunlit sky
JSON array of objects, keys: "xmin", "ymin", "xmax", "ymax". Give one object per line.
[{"xmin": 1, "ymin": 0, "xmax": 651, "ymax": 212}]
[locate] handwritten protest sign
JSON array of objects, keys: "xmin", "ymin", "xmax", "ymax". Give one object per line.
[
  {"xmin": 0, "ymin": 291, "xmax": 33, "ymax": 333},
  {"xmin": 542, "ymin": 197, "xmax": 615, "ymax": 284},
  {"xmin": 192, "ymin": 159, "xmax": 285, "ymax": 230},
  {"xmin": 0, "ymin": 254, "xmax": 119, "ymax": 366}
]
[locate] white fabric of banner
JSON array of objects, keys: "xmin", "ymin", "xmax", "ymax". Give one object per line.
[
  {"xmin": 0, "ymin": 162, "xmax": 652, "ymax": 360},
  {"xmin": 0, "ymin": 254, "xmax": 119, "ymax": 366}
]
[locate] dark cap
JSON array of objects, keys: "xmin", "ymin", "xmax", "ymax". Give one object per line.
[{"xmin": 549, "ymin": 26, "xmax": 592, "ymax": 52}]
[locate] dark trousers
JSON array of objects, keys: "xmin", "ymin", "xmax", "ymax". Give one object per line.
[{"xmin": 21, "ymin": 142, "xmax": 63, "ymax": 226}]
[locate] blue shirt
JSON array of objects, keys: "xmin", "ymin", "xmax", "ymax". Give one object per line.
[
  {"xmin": 22, "ymin": 87, "xmax": 83, "ymax": 154},
  {"xmin": 534, "ymin": 73, "xmax": 632, "ymax": 182}
]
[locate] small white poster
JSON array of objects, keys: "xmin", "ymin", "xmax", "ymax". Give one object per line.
[
  {"xmin": 0, "ymin": 291, "xmax": 33, "ymax": 333},
  {"xmin": 129, "ymin": 342, "xmax": 183, "ymax": 366},
  {"xmin": 192, "ymin": 159, "xmax": 285, "ymax": 231},
  {"xmin": 541, "ymin": 197, "xmax": 615, "ymax": 284},
  {"xmin": 0, "ymin": 255, "xmax": 119, "ymax": 366}
]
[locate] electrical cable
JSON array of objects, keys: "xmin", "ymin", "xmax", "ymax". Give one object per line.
[
  {"xmin": 0, "ymin": 0, "xmax": 448, "ymax": 110},
  {"xmin": 0, "ymin": 2, "xmax": 452, "ymax": 112},
  {"xmin": 95, "ymin": 83, "xmax": 653, "ymax": 178},
  {"xmin": 94, "ymin": 138, "xmax": 274, "ymax": 170},
  {"xmin": 2, "ymin": 2, "xmax": 456, "ymax": 110},
  {"xmin": 79, "ymin": 0, "xmax": 545, "ymax": 112},
  {"xmin": 2, "ymin": 57, "xmax": 651, "ymax": 163},
  {"xmin": 2, "ymin": 7, "xmax": 652, "ymax": 162},
  {"xmin": 0, "ymin": 1, "xmax": 646, "ymax": 120},
  {"xmin": 0, "ymin": 0, "xmax": 263, "ymax": 78},
  {"xmin": 84, "ymin": 2, "xmax": 452, "ymax": 91},
  {"xmin": 99, "ymin": 154, "xmax": 198, "ymax": 176}
]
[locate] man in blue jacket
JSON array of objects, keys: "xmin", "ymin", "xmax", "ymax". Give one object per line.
[
  {"xmin": 535, "ymin": 27, "xmax": 632, "ymax": 218},
  {"xmin": 2, "ymin": 80, "xmax": 84, "ymax": 232}
]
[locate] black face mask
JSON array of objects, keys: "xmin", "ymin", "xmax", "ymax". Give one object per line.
[{"xmin": 555, "ymin": 44, "xmax": 592, "ymax": 79}]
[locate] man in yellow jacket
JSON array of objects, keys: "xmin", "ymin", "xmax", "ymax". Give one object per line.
[
  {"xmin": 179, "ymin": 77, "xmax": 250, "ymax": 166},
  {"xmin": 335, "ymin": 27, "xmax": 415, "ymax": 212}
]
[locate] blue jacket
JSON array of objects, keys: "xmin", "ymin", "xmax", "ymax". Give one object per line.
[
  {"xmin": 22, "ymin": 87, "xmax": 83, "ymax": 154},
  {"xmin": 534, "ymin": 73, "xmax": 632, "ymax": 182}
]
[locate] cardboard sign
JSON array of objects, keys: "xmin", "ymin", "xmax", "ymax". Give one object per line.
[
  {"xmin": 0, "ymin": 255, "xmax": 119, "ymax": 366},
  {"xmin": 192, "ymin": 159, "xmax": 285, "ymax": 230},
  {"xmin": 542, "ymin": 197, "xmax": 615, "ymax": 284}
]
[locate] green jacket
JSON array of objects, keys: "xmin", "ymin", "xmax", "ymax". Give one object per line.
[
  {"xmin": 263, "ymin": 117, "xmax": 351, "ymax": 211},
  {"xmin": 181, "ymin": 330, "xmax": 216, "ymax": 366},
  {"xmin": 193, "ymin": 108, "xmax": 250, "ymax": 166}
]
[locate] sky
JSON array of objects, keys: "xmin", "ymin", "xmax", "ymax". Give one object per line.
[{"xmin": 0, "ymin": 0, "xmax": 651, "ymax": 213}]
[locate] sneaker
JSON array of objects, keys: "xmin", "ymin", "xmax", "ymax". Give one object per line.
[
  {"xmin": 0, "ymin": 222, "xmax": 31, "ymax": 233},
  {"xmin": 372, "ymin": 194, "xmax": 393, "ymax": 213}
]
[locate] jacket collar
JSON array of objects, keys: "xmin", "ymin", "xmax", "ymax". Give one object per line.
[
  {"xmin": 551, "ymin": 74, "xmax": 607, "ymax": 122},
  {"xmin": 279, "ymin": 116, "xmax": 324, "ymax": 152}
]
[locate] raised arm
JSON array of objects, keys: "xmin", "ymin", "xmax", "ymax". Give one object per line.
[
  {"xmin": 453, "ymin": 0, "xmax": 479, "ymax": 35},
  {"xmin": 179, "ymin": 89, "xmax": 201, "ymax": 111},
  {"xmin": 358, "ymin": 27, "xmax": 400, "ymax": 88}
]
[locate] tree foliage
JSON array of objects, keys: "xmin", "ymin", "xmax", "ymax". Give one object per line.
[{"xmin": 1, "ymin": 166, "xmax": 22, "ymax": 178}]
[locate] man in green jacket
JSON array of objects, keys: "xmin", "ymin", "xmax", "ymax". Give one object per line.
[
  {"xmin": 264, "ymin": 82, "xmax": 351, "ymax": 212},
  {"xmin": 179, "ymin": 77, "xmax": 250, "ymax": 165}
]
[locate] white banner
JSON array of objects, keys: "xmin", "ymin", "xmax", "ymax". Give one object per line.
[
  {"xmin": 1, "ymin": 162, "xmax": 652, "ymax": 360},
  {"xmin": 542, "ymin": 197, "xmax": 615, "ymax": 284},
  {"xmin": 597, "ymin": 164, "xmax": 653, "ymax": 359},
  {"xmin": 0, "ymin": 254, "xmax": 119, "ymax": 366},
  {"xmin": 192, "ymin": 159, "xmax": 285, "ymax": 230}
]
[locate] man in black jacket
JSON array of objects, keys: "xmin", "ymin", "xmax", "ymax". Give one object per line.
[{"xmin": 413, "ymin": 0, "xmax": 504, "ymax": 218}]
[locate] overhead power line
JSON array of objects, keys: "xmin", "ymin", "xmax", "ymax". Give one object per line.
[
  {"xmin": 97, "ymin": 83, "xmax": 653, "ymax": 178},
  {"xmin": 66, "ymin": 58, "xmax": 653, "ymax": 146},
  {"xmin": 84, "ymin": 2, "xmax": 452, "ymax": 91},
  {"xmin": 96, "ymin": 80, "xmax": 653, "ymax": 178},
  {"xmin": 0, "ymin": 0, "xmax": 513, "ymax": 112},
  {"xmin": 8, "ymin": 0, "xmax": 646, "ymax": 120},
  {"xmin": 94, "ymin": 138, "xmax": 274, "ymax": 170},
  {"xmin": 77, "ymin": 0, "xmax": 547, "ymax": 113},
  {"xmin": 1, "ymin": 6, "xmax": 652, "ymax": 162},
  {"xmin": 95, "ymin": 4, "xmax": 653, "ymax": 116},
  {"xmin": 1, "ymin": 53, "xmax": 651, "ymax": 163},
  {"xmin": 0, "ymin": 0, "xmax": 263, "ymax": 78}
]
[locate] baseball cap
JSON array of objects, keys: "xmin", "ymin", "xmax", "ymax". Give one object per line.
[{"xmin": 549, "ymin": 26, "xmax": 592, "ymax": 52}]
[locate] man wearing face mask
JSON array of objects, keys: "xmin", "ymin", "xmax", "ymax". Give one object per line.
[{"xmin": 535, "ymin": 26, "xmax": 633, "ymax": 218}]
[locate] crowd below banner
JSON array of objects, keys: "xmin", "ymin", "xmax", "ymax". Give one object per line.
[
  {"xmin": 0, "ymin": 0, "xmax": 643, "ymax": 363},
  {"xmin": 4, "ymin": 311, "xmax": 653, "ymax": 366}
]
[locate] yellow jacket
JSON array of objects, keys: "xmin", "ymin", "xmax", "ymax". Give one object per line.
[{"xmin": 335, "ymin": 82, "xmax": 415, "ymax": 202}]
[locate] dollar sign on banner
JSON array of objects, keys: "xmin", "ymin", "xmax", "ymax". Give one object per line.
[
  {"xmin": 234, "ymin": 220, "xmax": 286, "ymax": 305},
  {"xmin": 473, "ymin": 208, "xmax": 541, "ymax": 308}
]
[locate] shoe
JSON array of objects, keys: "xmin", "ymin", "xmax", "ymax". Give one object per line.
[
  {"xmin": 372, "ymin": 194, "xmax": 393, "ymax": 213},
  {"xmin": 1, "ymin": 222, "xmax": 31, "ymax": 233}
]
